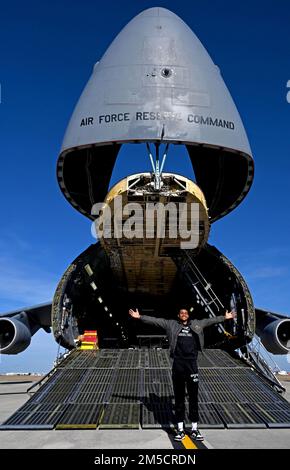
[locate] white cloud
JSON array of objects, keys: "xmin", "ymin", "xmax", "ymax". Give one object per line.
[
  {"xmin": 0, "ymin": 262, "xmax": 55, "ymax": 309},
  {"xmin": 247, "ymin": 266, "xmax": 289, "ymax": 280},
  {"xmin": 0, "ymin": 235, "xmax": 58, "ymax": 310}
]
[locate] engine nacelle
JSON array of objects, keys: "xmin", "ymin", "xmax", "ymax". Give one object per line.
[
  {"xmin": 256, "ymin": 313, "xmax": 290, "ymax": 354},
  {"xmin": 0, "ymin": 317, "xmax": 31, "ymax": 354}
]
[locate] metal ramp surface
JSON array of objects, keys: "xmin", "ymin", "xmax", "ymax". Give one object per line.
[{"xmin": 1, "ymin": 348, "xmax": 290, "ymax": 430}]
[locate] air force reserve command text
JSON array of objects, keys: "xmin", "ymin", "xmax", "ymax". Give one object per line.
[
  {"xmin": 94, "ymin": 453, "xmax": 196, "ymax": 466},
  {"xmin": 80, "ymin": 112, "xmax": 235, "ymax": 130}
]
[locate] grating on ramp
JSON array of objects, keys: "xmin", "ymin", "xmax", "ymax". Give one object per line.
[
  {"xmin": 56, "ymin": 403, "xmax": 104, "ymax": 429},
  {"xmin": 213, "ymin": 403, "xmax": 267, "ymax": 428},
  {"xmin": 98, "ymin": 404, "xmax": 140, "ymax": 429},
  {"xmin": 142, "ymin": 402, "xmax": 174, "ymax": 429},
  {"xmin": 1, "ymin": 348, "xmax": 290, "ymax": 430}
]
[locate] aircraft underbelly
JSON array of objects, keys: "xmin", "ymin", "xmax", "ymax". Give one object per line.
[
  {"xmin": 99, "ymin": 172, "xmax": 210, "ymax": 295},
  {"xmin": 105, "ymin": 243, "xmax": 177, "ymax": 296}
]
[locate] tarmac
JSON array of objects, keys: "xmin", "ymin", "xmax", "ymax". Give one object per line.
[{"xmin": 0, "ymin": 377, "xmax": 290, "ymax": 449}]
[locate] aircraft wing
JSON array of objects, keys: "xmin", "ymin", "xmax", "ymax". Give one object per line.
[
  {"xmin": 255, "ymin": 307, "xmax": 289, "ymax": 320},
  {"xmin": 0, "ymin": 302, "xmax": 52, "ymax": 354},
  {"xmin": 0, "ymin": 302, "xmax": 52, "ymax": 326}
]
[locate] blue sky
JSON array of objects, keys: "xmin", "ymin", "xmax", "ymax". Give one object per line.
[{"xmin": 0, "ymin": 0, "xmax": 290, "ymax": 373}]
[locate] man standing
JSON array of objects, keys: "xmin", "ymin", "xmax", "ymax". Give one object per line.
[{"xmin": 129, "ymin": 307, "xmax": 236, "ymax": 441}]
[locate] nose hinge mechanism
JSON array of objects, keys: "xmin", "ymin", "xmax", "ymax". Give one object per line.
[{"xmin": 146, "ymin": 142, "xmax": 169, "ymax": 191}]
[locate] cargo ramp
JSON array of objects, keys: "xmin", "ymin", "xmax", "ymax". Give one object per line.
[{"xmin": 1, "ymin": 348, "xmax": 290, "ymax": 430}]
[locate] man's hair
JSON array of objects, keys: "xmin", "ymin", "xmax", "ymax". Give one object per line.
[{"xmin": 178, "ymin": 307, "xmax": 190, "ymax": 313}]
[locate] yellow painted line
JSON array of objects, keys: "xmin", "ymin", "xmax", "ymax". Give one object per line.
[
  {"xmin": 56, "ymin": 424, "xmax": 96, "ymax": 429},
  {"xmin": 181, "ymin": 435, "xmax": 198, "ymax": 449},
  {"xmin": 97, "ymin": 407, "xmax": 105, "ymax": 427}
]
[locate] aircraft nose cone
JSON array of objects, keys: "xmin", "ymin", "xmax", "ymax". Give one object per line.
[
  {"xmin": 133, "ymin": 7, "xmax": 181, "ymax": 18},
  {"xmin": 61, "ymin": 6, "xmax": 252, "ymax": 154},
  {"xmin": 58, "ymin": 7, "xmax": 254, "ymax": 221}
]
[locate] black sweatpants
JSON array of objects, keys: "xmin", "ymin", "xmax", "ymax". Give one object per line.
[{"xmin": 172, "ymin": 358, "xmax": 199, "ymax": 423}]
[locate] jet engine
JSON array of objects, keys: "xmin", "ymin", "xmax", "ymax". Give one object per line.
[
  {"xmin": 0, "ymin": 314, "xmax": 32, "ymax": 354},
  {"xmin": 255, "ymin": 308, "xmax": 290, "ymax": 354},
  {"xmin": 0, "ymin": 304, "xmax": 51, "ymax": 354}
]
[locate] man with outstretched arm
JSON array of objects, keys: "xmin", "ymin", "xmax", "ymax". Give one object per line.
[{"xmin": 129, "ymin": 307, "xmax": 236, "ymax": 441}]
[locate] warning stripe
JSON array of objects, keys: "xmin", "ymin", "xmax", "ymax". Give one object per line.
[{"xmin": 181, "ymin": 435, "xmax": 198, "ymax": 449}]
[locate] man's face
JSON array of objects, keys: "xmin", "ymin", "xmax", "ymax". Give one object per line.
[{"xmin": 178, "ymin": 309, "xmax": 189, "ymax": 322}]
